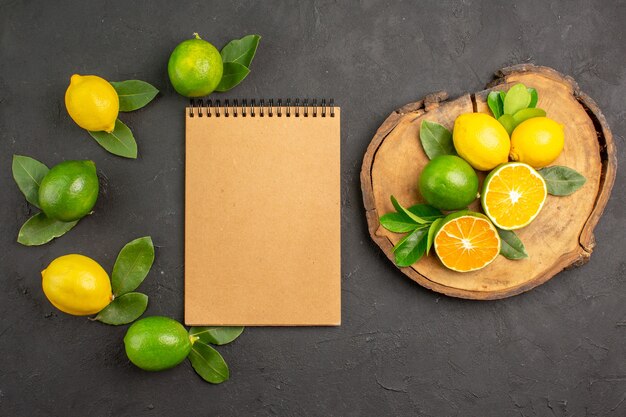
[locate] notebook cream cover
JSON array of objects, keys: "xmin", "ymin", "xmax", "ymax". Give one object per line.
[{"xmin": 185, "ymin": 101, "xmax": 340, "ymax": 326}]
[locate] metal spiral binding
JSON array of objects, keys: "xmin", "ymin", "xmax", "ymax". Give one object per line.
[{"xmin": 188, "ymin": 98, "xmax": 336, "ymax": 118}]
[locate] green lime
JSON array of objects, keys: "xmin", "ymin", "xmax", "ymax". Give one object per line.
[
  {"xmin": 124, "ymin": 316, "xmax": 191, "ymax": 372},
  {"xmin": 168, "ymin": 33, "xmax": 223, "ymax": 97},
  {"xmin": 38, "ymin": 160, "xmax": 99, "ymax": 222},
  {"xmin": 418, "ymin": 155, "xmax": 479, "ymax": 211}
]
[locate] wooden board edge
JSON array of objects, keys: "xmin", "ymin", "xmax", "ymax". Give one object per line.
[
  {"xmin": 573, "ymin": 92, "xmax": 618, "ymax": 251},
  {"xmin": 360, "ymin": 64, "xmax": 616, "ymax": 300},
  {"xmin": 360, "ymin": 96, "xmax": 430, "ymax": 214}
]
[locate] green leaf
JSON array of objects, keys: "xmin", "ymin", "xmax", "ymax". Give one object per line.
[
  {"xmin": 379, "ymin": 212, "xmax": 419, "ymax": 233},
  {"xmin": 94, "ymin": 292, "xmax": 148, "ymax": 325},
  {"xmin": 497, "ymin": 228, "xmax": 528, "ymax": 260},
  {"xmin": 503, "ymin": 83, "xmax": 531, "ymax": 115},
  {"xmin": 189, "ymin": 327, "xmax": 244, "ymax": 345},
  {"xmin": 499, "ymin": 91, "xmax": 507, "ymax": 104},
  {"xmin": 538, "ymin": 166, "xmax": 587, "ymax": 196},
  {"xmin": 89, "ymin": 119, "xmax": 138, "ymax": 159},
  {"xmin": 17, "ymin": 212, "xmax": 78, "ymax": 246},
  {"xmin": 419, "ymin": 120, "xmax": 454, "ymax": 159},
  {"xmin": 407, "ymin": 204, "xmax": 443, "ymax": 220},
  {"xmin": 394, "ymin": 227, "xmax": 429, "ymax": 267},
  {"xmin": 487, "ymin": 91, "xmax": 504, "ymax": 119},
  {"xmin": 393, "ymin": 225, "xmax": 429, "ymax": 253},
  {"xmin": 380, "ymin": 203, "xmax": 441, "ymax": 233},
  {"xmin": 426, "ymin": 218, "xmax": 443, "ymax": 255},
  {"xmin": 215, "ymin": 62, "xmax": 250, "ymax": 92},
  {"xmin": 188, "ymin": 341, "xmax": 230, "ymax": 384},
  {"xmin": 512, "ymin": 108, "xmax": 546, "ymax": 126},
  {"xmin": 392, "ymin": 228, "xmax": 420, "ymax": 253},
  {"xmin": 220, "ymin": 34, "xmax": 261, "ymax": 68},
  {"xmin": 110, "ymin": 80, "xmax": 159, "ymax": 112},
  {"xmin": 527, "ymin": 88, "xmax": 538, "ymax": 108},
  {"xmin": 390, "ymin": 196, "xmax": 429, "ymax": 224},
  {"xmin": 12, "ymin": 155, "xmax": 49, "ymax": 208},
  {"xmin": 111, "ymin": 236, "xmax": 155, "ymax": 296},
  {"xmin": 498, "ymin": 114, "xmax": 516, "ymax": 136}
]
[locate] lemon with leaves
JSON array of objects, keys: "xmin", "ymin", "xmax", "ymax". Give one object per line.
[
  {"xmin": 65, "ymin": 74, "xmax": 119, "ymax": 132},
  {"xmin": 510, "ymin": 117, "xmax": 564, "ymax": 168},
  {"xmin": 453, "ymin": 112, "xmax": 510, "ymax": 171},
  {"xmin": 41, "ymin": 254, "xmax": 113, "ymax": 316},
  {"xmin": 38, "ymin": 160, "xmax": 99, "ymax": 222},
  {"xmin": 124, "ymin": 316, "xmax": 192, "ymax": 371},
  {"xmin": 168, "ymin": 33, "xmax": 223, "ymax": 97}
]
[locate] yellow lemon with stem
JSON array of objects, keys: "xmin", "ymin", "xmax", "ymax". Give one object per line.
[
  {"xmin": 41, "ymin": 254, "xmax": 113, "ymax": 316},
  {"xmin": 65, "ymin": 74, "xmax": 119, "ymax": 132},
  {"xmin": 453, "ymin": 112, "xmax": 511, "ymax": 171},
  {"xmin": 510, "ymin": 117, "xmax": 564, "ymax": 168}
]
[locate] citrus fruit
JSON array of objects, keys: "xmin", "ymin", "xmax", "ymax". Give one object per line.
[
  {"xmin": 510, "ymin": 116, "xmax": 564, "ymax": 168},
  {"xmin": 453, "ymin": 112, "xmax": 511, "ymax": 171},
  {"xmin": 38, "ymin": 160, "xmax": 99, "ymax": 222},
  {"xmin": 124, "ymin": 316, "xmax": 191, "ymax": 371},
  {"xmin": 65, "ymin": 74, "xmax": 119, "ymax": 132},
  {"xmin": 433, "ymin": 211, "xmax": 501, "ymax": 272},
  {"xmin": 168, "ymin": 33, "xmax": 223, "ymax": 97},
  {"xmin": 418, "ymin": 155, "xmax": 479, "ymax": 211},
  {"xmin": 481, "ymin": 162, "xmax": 547, "ymax": 230},
  {"xmin": 41, "ymin": 254, "xmax": 112, "ymax": 315}
]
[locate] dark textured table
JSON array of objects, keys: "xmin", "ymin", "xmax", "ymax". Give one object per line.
[{"xmin": 1, "ymin": 1, "xmax": 625, "ymax": 416}]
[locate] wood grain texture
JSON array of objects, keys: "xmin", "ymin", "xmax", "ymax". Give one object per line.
[{"xmin": 360, "ymin": 64, "xmax": 617, "ymax": 300}]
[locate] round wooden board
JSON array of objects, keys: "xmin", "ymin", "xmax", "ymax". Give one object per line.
[{"xmin": 360, "ymin": 64, "xmax": 617, "ymax": 300}]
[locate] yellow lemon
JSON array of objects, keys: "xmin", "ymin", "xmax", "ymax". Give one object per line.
[
  {"xmin": 510, "ymin": 117, "xmax": 564, "ymax": 168},
  {"xmin": 453, "ymin": 112, "xmax": 511, "ymax": 171},
  {"xmin": 65, "ymin": 74, "xmax": 119, "ymax": 132},
  {"xmin": 41, "ymin": 254, "xmax": 113, "ymax": 316}
]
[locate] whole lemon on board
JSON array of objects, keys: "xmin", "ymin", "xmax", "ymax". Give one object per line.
[
  {"xmin": 65, "ymin": 74, "xmax": 119, "ymax": 132},
  {"xmin": 41, "ymin": 254, "xmax": 113, "ymax": 316},
  {"xmin": 38, "ymin": 160, "xmax": 99, "ymax": 222},
  {"xmin": 510, "ymin": 117, "xmax": 565, "ymax": 168},
  {"xmin": 418, "ymin": 155, "xmax": 479, "ymax": 211},
  {"xmin": 453, "ymin": 112, "xmax": 511, "ymax": 171},
  {"xmin": 124, "ymin": 316, "xmax": 192, "ymax": 371},
  {"xmin": 168, "ymin": 33, "xmax": 224, "ymax": 97}
]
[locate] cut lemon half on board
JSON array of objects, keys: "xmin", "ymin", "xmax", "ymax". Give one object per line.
[
  {"xmin": 434, "ymin": 211, "xmax": 501, "ymax": 272},
  {"xmin": 481, "ymin": 162, "xmax": 547, "ymax": 230}
]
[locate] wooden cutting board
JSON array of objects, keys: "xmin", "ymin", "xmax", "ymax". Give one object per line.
[{"xmin": 360, "ymin": 64, "xmax": 617, "ymax": 300}]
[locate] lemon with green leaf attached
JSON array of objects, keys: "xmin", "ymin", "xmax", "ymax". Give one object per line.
[
  {"xmin": 38, "ymin": 160, "xmax": 99, "ymax": 222},
  {"xmin": 65, "ymin": 74, "xmax": 119, "ymax": 132},
  {"xmin": 453, "ymin": 112, "xmax": 511, "ymax": 171},
  {"xmin": 510, "ymin": 117, "xmax": 564, "ymax": 168},
  {"xmin": 168, "ymin": 33, "xmax": 223, "ymax": 97},
  {"xmin": 41, "ymin": 254, "xmax": 113, "ymax": 316},
  {"xmin": 124, "ymin": 316, "xmax": 192, "ymax": 371}
]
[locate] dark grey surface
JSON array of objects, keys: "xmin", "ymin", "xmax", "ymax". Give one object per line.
[{"xmin": 1, "ymin": 1, "xmax": 625, "ymax": 416}]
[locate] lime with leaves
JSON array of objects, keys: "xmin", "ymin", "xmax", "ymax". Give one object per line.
[
  {"xmin": 38, "ymin": 160, "xmax": 99, "ymax": 222},
  {"xmin": 168, "ymin": 33, "xmax": 223, "ymax": 97},
  {"xmin": 418, "ymin": 155, "xmax": 479, "ymax": 211},
  {"xmin": 124, "ymin": 316, "xmax": 191, "ymax": 371}
]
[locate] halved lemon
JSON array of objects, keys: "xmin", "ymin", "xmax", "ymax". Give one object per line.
[
  {"xmin": 481, "ymin": 162, "xmax": 547, "ymax": 230},
  {"xmin": 434, "ymin": 211, "xmax": 501, "ymax": 272}
]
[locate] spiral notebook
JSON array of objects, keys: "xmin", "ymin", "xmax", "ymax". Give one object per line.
[{"xmin": 185, "ymin": 99, "xmax": 341, "ymax": 326}]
